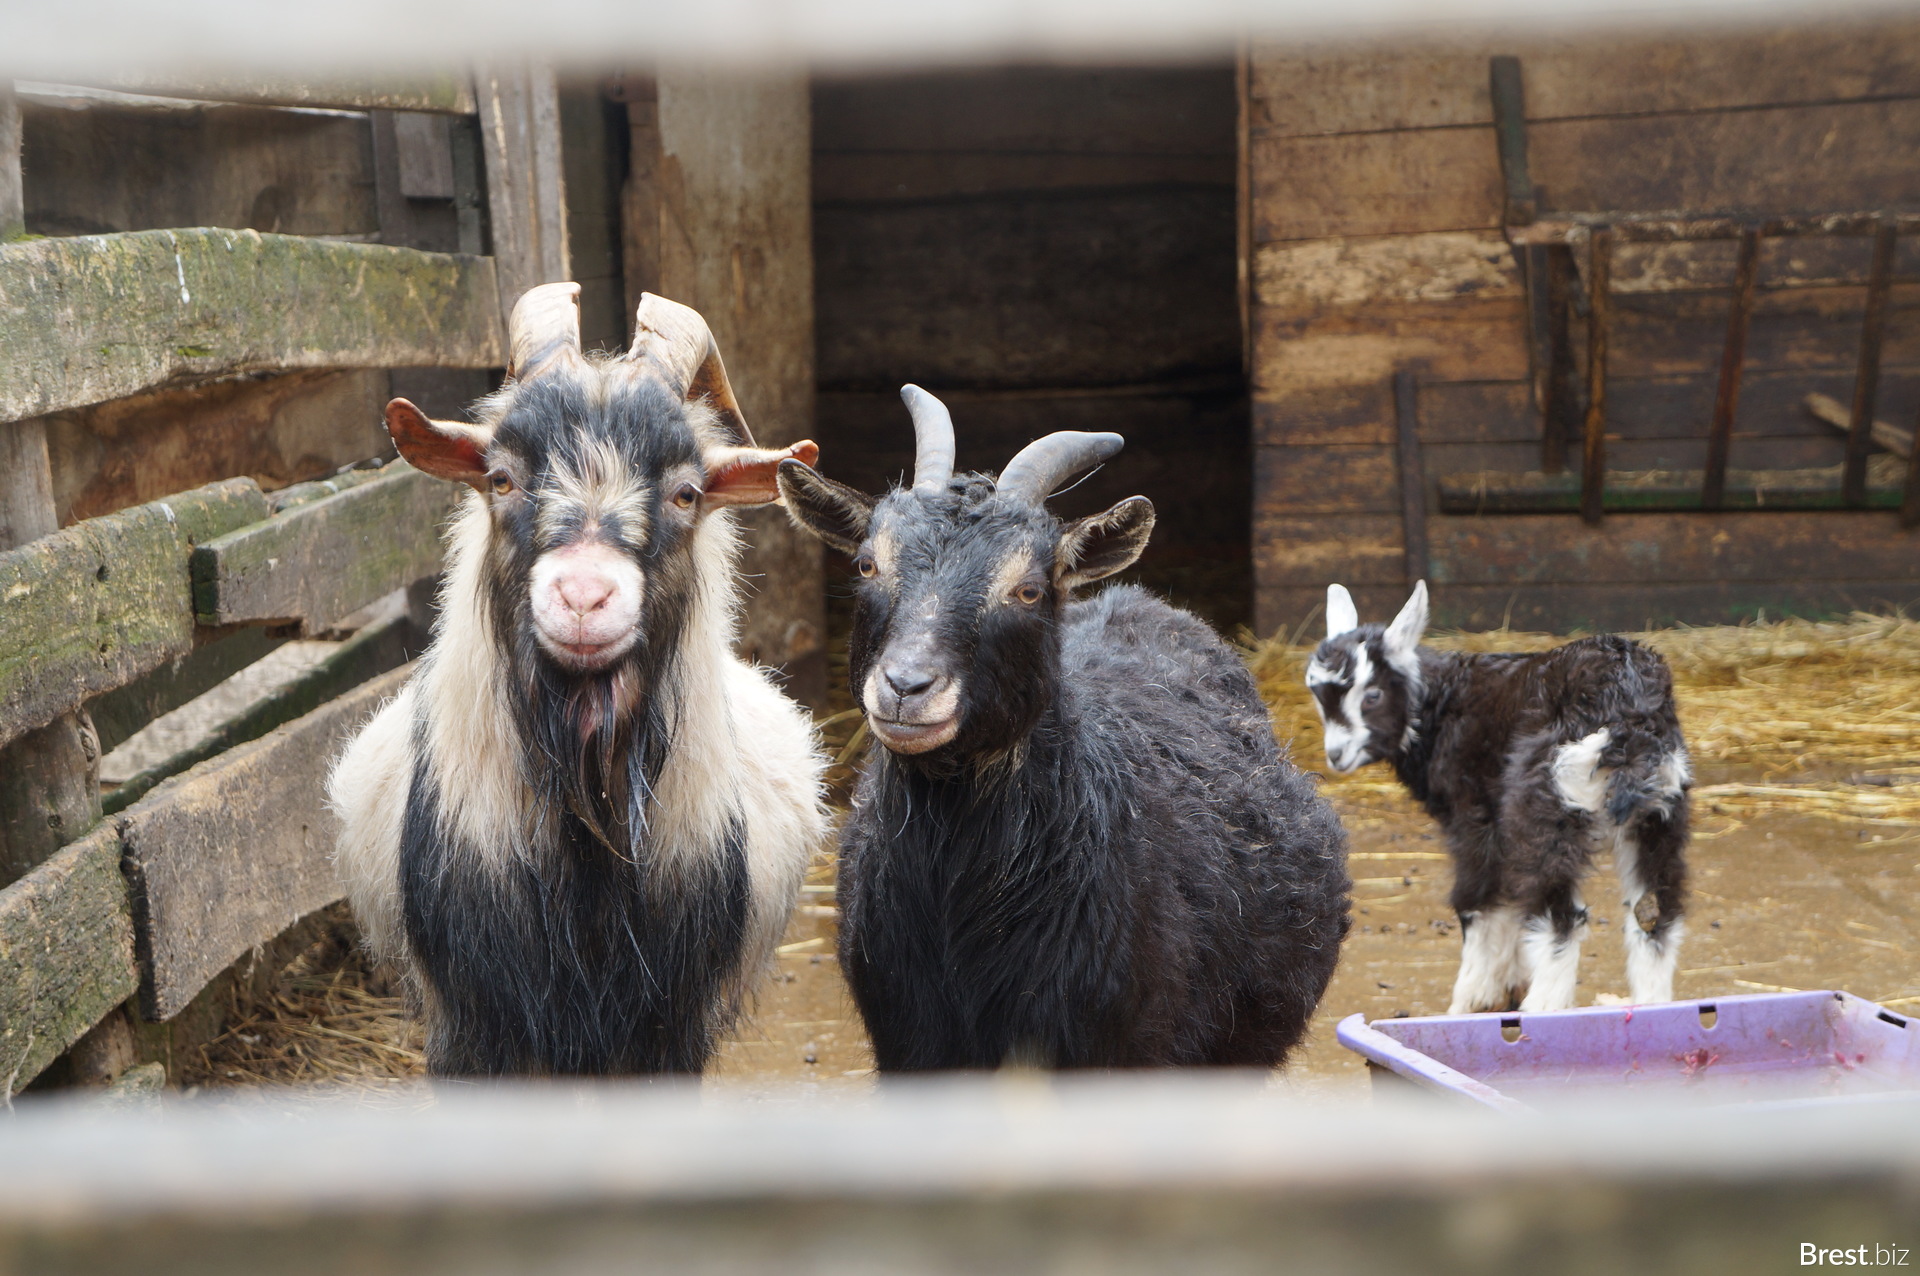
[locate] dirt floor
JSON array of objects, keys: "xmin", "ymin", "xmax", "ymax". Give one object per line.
[{"xmin": 181, "ymin": 614, "xmax": 1920, "ymax": 1097}]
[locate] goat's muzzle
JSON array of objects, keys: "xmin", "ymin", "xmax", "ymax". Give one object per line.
[
  {"xmin": 863, "ymin": 635, "xmax": 962, "ymax": 754},
  {"xmin": 530, "ymin": 542, "xmax": 645, "ymax": 672}
]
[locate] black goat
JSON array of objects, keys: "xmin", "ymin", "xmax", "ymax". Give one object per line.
[
  {"xmin": 1307, "ymin": 581, "xmax": 1691, "ymax": 1013},
  {"xmin": 779, "ymin": 387, "xmax": 1350, "ymax": 1070},
  {"xmin": 330, "ymin": 284, "xmax": 828, "ymax": 1075}
]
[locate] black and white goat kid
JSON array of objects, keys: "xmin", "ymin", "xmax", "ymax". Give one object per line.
[
  {"xmin": 779, "ymin": 388, "xmax": 1351, "ymax": 1070},
  {"xmin": 1307, "ymin": 581, "xmax": 1691, "ymax": 1013},
  {"xmin": 329, "ymin": 284, "xmax": 828, "ymax": 1075}
]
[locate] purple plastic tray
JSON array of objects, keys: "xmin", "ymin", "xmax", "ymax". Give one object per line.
[{"xmin": 1337, "ymin": 991, "xmax": 1920, "ymax": 1112}]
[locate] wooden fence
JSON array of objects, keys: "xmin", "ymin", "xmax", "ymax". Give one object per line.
[{"xmin": 0, "ymin": 70, "xmax": 571, "ymax": 1093}]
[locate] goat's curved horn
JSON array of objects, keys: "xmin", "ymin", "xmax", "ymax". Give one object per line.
[
  {"xmin": 901, "ymin": 384, "xmax": 955, "ymax": 499},
  {"xmin": 507, "ymin": 282, "xmax": 586, "ymax": 384},
  {"xmin": 626, "ymin": 293, "xmax": 753, "ymax": 446},
  {"xmin": 996, "ymin": 431, "xmax": 1125, "ymax": 504}
]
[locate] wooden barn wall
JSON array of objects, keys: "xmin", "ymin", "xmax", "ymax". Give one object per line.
[
  {"xmin": 811, "ymin": 65, "xmax": 1250, "ymax": 630},
  {"xmin": 1247, "ymin": 25, "xmax": 1920, "ymax": 637}
]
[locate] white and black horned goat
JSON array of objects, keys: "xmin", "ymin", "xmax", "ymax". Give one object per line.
[
  {"xmin": 329, "ymin": 283, "xmax": 829, "ymax": 1076},
  {"xmin": 778, "ymin": 387, "xmax": 1351, "ymax": 1070},
  {"xmin": 1307, "ymin": 581, "xmax": 1691, "ymax": 1014}
]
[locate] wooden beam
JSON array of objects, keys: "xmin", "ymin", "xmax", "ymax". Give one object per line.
[
  {"xmin": 1580, "ymin": 227, "xmax": 1612, "ymax": 524},
  {"xmin": 1393, "ymin": 371, "xmax": 1429, "ymax": 588},
  {"xmin": 0, "ymin": 826, "xmax": 137, "ymax": 1093},
  {"xmin": 0, "ymin": 229, "xmax": 504, "ymax": 423},
  {"xmin": 190, "ymin": 462, "xmax": 456, "ymax": 633},
  {"xmin": 86, "ymin": 74, "xmax": 476, "ymax": 115},
  {"xmin": 1439, "ymin": 458, "xmax": 1909, "ymax": 513},
  {"xmin": 0, "ymin": 479, "xmax": 269, "ymax": 755},
  {"xmin": 475, "ymin": 61, "xmax": 569, "ymax": 324},
  {"xmin": 1701, "ymin": 227, "xmax": 1761, "ymax": 509},
  {"xmin": 1488, "ymin": 55, "xmax": 1535, "ymax": 227},
  {"xmin": 1845, "ymin": 223, "xmax": 1898, "ymax": 505},
  {"xmin": 0, "ymin": 83, "xmax": 21, "ymax": 242},
  {"xmin": 120, "ymin": 666, "xmax": 409, "ymax": 1022}
]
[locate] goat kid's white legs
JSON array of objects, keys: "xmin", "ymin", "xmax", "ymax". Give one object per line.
[
  {"xmin": 1449, "ymin": 906, "xmax": 1528, "ymax": 1014},
  {"xmin": 1616, "ymin": 831, "xmax": 1682, "ymax": 1004},
  {"xmin": 1517, "ymin": 904, "xmax": 1587, "ymax": 1013}
]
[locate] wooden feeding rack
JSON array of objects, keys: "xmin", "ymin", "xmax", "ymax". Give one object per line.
[{"xmin": 1442, "ymin": 55, "xmax": 1920, "ymax": 527}]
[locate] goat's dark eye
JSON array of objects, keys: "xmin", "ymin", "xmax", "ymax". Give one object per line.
[
  {"xmin": 489, "ymin": 472, "xmax": 514, "ymax": 497},
  {"xmin": 854, "ymin": 555, "xmax": 877, "ymax": 578},
  {"xmin": 1362, "ymin": 687, "xmax": 1384, "ymax": 708},
  {"xmin": 672, "ymin": 483, "xmax": 700, "ymax": 510},
  {"xmin": 1013, "ymin": 583, "xmax": 1045, "ymax": 606}
]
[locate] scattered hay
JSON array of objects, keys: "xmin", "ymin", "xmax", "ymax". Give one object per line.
[
  {"xmin": 187, "ymin": 921, "xmax": 423, "ymax": 1091},
  {"xmin": 1245, "ymin": 611, "xmax": 1920, "ymax": 829}
]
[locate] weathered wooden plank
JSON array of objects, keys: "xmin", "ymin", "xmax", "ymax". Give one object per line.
[
  {"xmin": 1251, "ymin": 231, "xmax": 1520, "ymax": 311},
  {"xmin": 0, "ymin": 479, "xmax": 268, "ymax": 753},
  {"xmin": 104, "ymin": 614, "xmax": 416, "ymax": 815},
  {"xmin": 0, "ymin": 229, "xmax": 504, "ymax": 423},
  {"xmin": 475, "ymin": 62, "xmax": 569, "ymax": 325},
  {"xmin": 1252, "ymin": 512, "xmax": 1404, "ymax": 586},
  {"xmin": 191, "ymin": 461, "xmax": 456, "ymax": 632},
  {"xmin": 1437, "ymin": 456, "xmax": 1909, "ymax": 513},
  {"xmin": 0, "ymin": 826, "xmax": 138, "ymax": 1094},
  {"xmin": 1428, "ymin": 510, "xmax": 1920, "ymax": 586},
  {"xmin": 1249, "ymin": 127, "xmax": 1501, "ymax": 244},
  {"xmin": 120, "ymin": 666, "xmax": 410, "ymax": 1022},
  {"xmin": 1254, "ymin": 444, "xmax": 1399, "ymax": 515},
  {"xmin": 87, "ymin": 628, "xmax": 286, "ymax": 758},
  {"xmin": 1248, "ymin": 24, "xmax": 1920, "ymax": 137},
  {"xmin": 45, "ymin": 368, "xmax": 391, "ymax": 526},
  {"xmin": 89, "ymin": 74, "xmax": 475, "ymax": 115},
  {"xmin": 20, "ymin": 89, "xmax": 378, "ymax": 239},
  {"xmin": 1250, "ymin": 295, "xmax": 1529, "ymax": 397},
  {"xmin": 1252, "ymin": 384, "xmax": 1395, "ymax": 448},
  {"xmin": 0, "ymin": 84, "xmax": 22, "ymax": 241}
]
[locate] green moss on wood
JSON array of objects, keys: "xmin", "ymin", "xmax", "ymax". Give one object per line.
[
  {"xmin": 0, "ymin": 479, "xmax": 269, "ymax": 752},
  {"xmin": 0, "ymin": 827, "xmax": 138, "ymax": 1094},
  {"xmin": 0, "ymin": 229, "xmax": 504, "ymax": 421}
]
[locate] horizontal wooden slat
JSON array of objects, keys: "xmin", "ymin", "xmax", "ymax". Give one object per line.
[
  {"xmin": 1251, "ymin": 296, "xmax": 1529, "ymax": 397},
  {"xmin": 1249, "ymin": 24, "xmax": 1920, "ymax": 138},
  {"xmin": 0, "ymin": 229, "xmax": 504, "ymax": 422},
  {"xmin": 1437, "ymin": 457, "xmax": 1910, "ymax": 513},
  {"xmin": 88, "ymin": 629, "xmax": 285, "ymax": 758},
  {"xmin": 1252, "ymin": 512, "xmax": 1404, "ymax": 586},
  {"xmin": 1249, "ymin": 126, "xmax": 1501, "ymax": 243},
  {"xmin": 121, "ymin": 665, "xmax": 410, "ymax": 1022},
  {"xmin": 0, "ymin": 479, "xmax": 269, "ymax": 752},
  {"xmin": 191, "ymin": 462, "xmax": 457, "ymax": 632},
  {"xmin": 1427, "ymin": 510, "xmax": 1920, "ymax": 586},
  {"xmin": 0, "ymin": 826, "xmax": 137, "ymax": 1094},
  {"xmin": 1255, "ymin": 444, "xmax": 1399, "ymax": 515},
  {"xmin": 104, "ymin": 614, "xmax": 417, "ymax": 815},
  {"xmin": 1252, "ymin": 231, "xmax": 1520, "ymax": 311},
  {"xmin": 87, "ymin": 74, "xmax": 475, "ymax": 115}
]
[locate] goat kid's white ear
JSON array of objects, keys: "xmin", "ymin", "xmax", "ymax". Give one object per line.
[
  {"xmin": 1384, "ymin": 579, "xmax": 1429, "ymax": 657},
  {"xmin": 701, "ymin": 440, "xmax": 820, "ymax": 510},
  {"xmin": 1325, "ymin": 583, "xmax": 1359, "ymax": 638},
  {"xmin": 386, "ymin": 398, "xmax": 493, "ymax": 490}
]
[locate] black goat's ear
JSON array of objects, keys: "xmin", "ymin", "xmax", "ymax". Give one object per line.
[
  {"xmin": 386, "ymin": 398, "xmax": 492, "ymax": 490},
  {"xmin": 1058, "ymin": 496, "xmax": 1154, "ymax": 591},
  {"xmin": 777, "ymin": 459, "xmax": 876, "ymax": 556}
]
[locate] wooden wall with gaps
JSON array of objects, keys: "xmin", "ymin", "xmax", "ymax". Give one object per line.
[{"xmin": 1246, "ymin": 23, "xmax": 1920, "ymax": 637}]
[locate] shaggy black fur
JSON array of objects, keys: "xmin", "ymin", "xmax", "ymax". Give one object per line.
[
  {"xmin": 1309, "ymin": 596, "xmax": 1690, "ymax": 1012},
  {"xmin": 399, "ymin": 375, "xmax": 750, "ymax": 1076},
  {"xmin": 786, "ymin": 463, "xmax": 1351, "ymax": 1070}
]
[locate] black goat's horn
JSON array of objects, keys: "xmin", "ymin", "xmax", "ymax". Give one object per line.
[
  {"xmin": 996, "ymin": 431, "xmax": 1124, "ymax": 504},
  {"xmin": 506, "ymin": 282, "xmax": 586, "ymax": 384},
  {"xmin": 902, "ymin": 384, "xmax": 955, "ymax": 499}
]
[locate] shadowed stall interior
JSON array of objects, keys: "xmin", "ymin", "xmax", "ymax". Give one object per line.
[{"xmin": 810, "ymin": 64, "xmax": 1250, "ymax": 633}]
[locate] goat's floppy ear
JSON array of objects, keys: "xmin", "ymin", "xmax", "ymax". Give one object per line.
[
  {"xmin": 1384, "ymin": 579, "xmax": 1429, "ymax": 657},
  {"xmin": 777, "ymin": 459, "xmax": 876, "ymax": 555},
  {"xmin": 1326, "ymin": 583, "xmax": 1360, "ymax": 638},
  {"xmin": 1058, "ymin": 496, "xmax": 1154, "ymax": 591},
  {"xmin": 702, "ymin": 440, "xmax": 820, "ymax": 510},
  {"xmin": 386, "ymin": 398, "xmax": 491, "ymax": 490}
]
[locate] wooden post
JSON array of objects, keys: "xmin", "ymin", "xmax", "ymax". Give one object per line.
[
  {"xmin": 0, "ymin": 87, "xmax": 101, "ymax": 886},
  {"xmin": 475, "ymin": 61, "xmax": 570, "ymax": 325},
  {"xmin": 618, "ymin": 67, "xmax": 827, "ymax": 708},
  {"xmin": 1580, "ymin": 227, "xmax": 1612, "ymax": 526},
  {"xmin": 1393, "ymin": 370, "xmax": 1429, "ymax": 589},
  {"xmin": 1844, "ymin": 222, "xmax": 1897, "ymax": 507},
  {"xmin": 1702, "ymin": 227, "xmax": 1761, "ymax": 510}
]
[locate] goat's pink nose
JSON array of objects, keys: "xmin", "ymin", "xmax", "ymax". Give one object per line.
[{"xmin": 556, "ymin": 571, "xmax": 616, "ymax": 616}]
